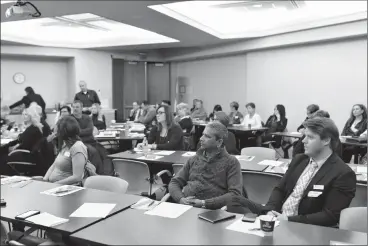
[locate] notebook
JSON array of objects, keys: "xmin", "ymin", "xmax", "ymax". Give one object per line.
[
  {"xmin": 198, "ymin": 210, "xmax": 236, "ymax": 223},
  {"xmin": 26, "ymin": 212, "xmax": 69, "ymax": 227}
]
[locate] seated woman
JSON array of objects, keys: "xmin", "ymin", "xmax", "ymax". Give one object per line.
[
  {"xmin": 175, "ymin": 103, "xmax": 193, "ymax": 134},
  {"xmin": 208, "ymin": 104, "xmax": 222, "ymax": 121},
  {"xmin": 242, "ymin": 103, "xmax": 262, "ymax": 128},
  {"xmin": 341, "ymin": 104, "xmax": 367, "ymax": 163},
  {"xmin": 4, "ymin": 107, "xmax": 47, "ymax": 176},
  {"xmin": 258, "ymin": 104, "xmax": 287, "ymax": 148},
  {"xmin": 29, "ymin": 102, "xmax": 51, "ymax": 137},
  {"xmin": 90, "ymin": 103, "xmax": 106, "ymax": 130},
  {"xmin": 229, "ymin": 101, "xmax": 244, "ymax": 125},
  {"xmin": 138, "ymin": 105, "xmax": 183, "ymax": 151},
  {"xmin": 43, "ymin": 116, "xmax": 96, "ymax": 185}
]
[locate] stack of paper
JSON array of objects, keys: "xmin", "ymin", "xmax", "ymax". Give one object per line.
[
  {"xmin": 70, "ymin": 203, "xmax": 116, "ymax": 218},
  {"xmin": 258, "ymin": 160, "xmax": 284, "ymax": 167},
  {"xmin": 144, "ymin": 202, "xmax": 192, "ymax": 218},
  {"xmin": 357, "ymin": 166, "xmax": 367, "ymax": 174},
  {"xmin": 1, "ymin": 176, "xmax": 31, "ymax": 185},
  {"xmin": 155, "ymin": 151, "xmax": 175, "ymax": 156},
  {"xmin": 226, "ymin": 218, "xmax": 280, "ymax": 237},
  {"xmin": 41, "ymin": 185, "xmax": 84, "ymax": 197},
  {"xmin": 182, "ymin": 152, "xmax": 196, "ymax": 157},
  {"xmin": 131, "ymin": 198, "xmax": 160, "ymax": 210},
  {"xmin": 26, "ymin": 212, "xmax": 68, "ymax": 227},
  {"xmin": 137, "ymin": 155, "xmax": 164, "ymax": 161}
]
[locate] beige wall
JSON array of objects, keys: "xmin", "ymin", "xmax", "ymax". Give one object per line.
[
  {"xmin": 170, "ymin": 38, "xmax": 367, "ymax": 132},
  {"xmin": 1, "ymin": 56, "xmax": 69, "ymax": 108}
]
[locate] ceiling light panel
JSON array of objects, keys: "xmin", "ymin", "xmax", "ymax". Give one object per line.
[
  {"xmin": 1, "ymin": 13, "xmax": 179, "ymax": 48},
  {"xmin": 149, "ymin": 1, "xmax": 367, "ymax": 39}
]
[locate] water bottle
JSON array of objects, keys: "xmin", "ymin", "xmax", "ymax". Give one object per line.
[{"xmin": 142, "ymin": 137, "xmax": 149, "ymax": 157}]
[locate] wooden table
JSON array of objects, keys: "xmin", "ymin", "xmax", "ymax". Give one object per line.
[
  {"xmin": 70, "ymin": 207, "xmax": 367, "ymax": 245},
  {"xmin": 1, "ymin": 180, "xmax": 141, "ymax": 235},
  {"xmin": 109, "ymin": 150, "xmax": 269, "ymax": 173}
]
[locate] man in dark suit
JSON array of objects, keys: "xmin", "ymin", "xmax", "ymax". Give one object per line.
[
  {"xmin": 228, "ymin": 117, "xmax": 356, "ymax": 227},
  {"xmin": 74, "ymin": 81, "xmax": 100, "ymax": 114}
]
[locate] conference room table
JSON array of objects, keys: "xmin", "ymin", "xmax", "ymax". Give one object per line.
[
  {"xmin": 108, "ymin": 150, "xmax": 269, "ymax": 173},
  {"xmin": 0, "ymin": 180, "xmax": 141, "ymax": 236},
  {"xmin": 70, "ymin": 206, "xmax": 367, "ymax": 245}
]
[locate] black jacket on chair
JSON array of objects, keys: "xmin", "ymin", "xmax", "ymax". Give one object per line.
[{"xmin": 263, "ymin": 153, "xmax": 356, "ymax": 226}]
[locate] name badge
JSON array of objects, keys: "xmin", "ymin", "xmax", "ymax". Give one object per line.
[
  {"xmin": 313, "ymin": 185, "xmax": 324, "ymax": 190},
  {"xmin": 64, "ymin": 151, "xmax": 70, "ymax": 157},
  {"xmin": 308, "ymin": 191, "xmax": 322, "ymax": 198}
]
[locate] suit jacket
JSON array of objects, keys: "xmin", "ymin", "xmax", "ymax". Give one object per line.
[{"xmin": 264, "ymin": 153, "xmax": 356, "ymax": 226}]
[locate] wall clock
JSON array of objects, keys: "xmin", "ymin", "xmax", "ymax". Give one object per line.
[{"xmin": 13, "ymin": 72, "xmax": 26, "ymax": 84}]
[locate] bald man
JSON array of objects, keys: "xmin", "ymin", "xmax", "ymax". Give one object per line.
[{"xmin": 74, "ymin": 81, "xmax": 100, "ymax": 114}]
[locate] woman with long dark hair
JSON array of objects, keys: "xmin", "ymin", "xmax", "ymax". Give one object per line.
[
  {"xmin": 341, "ymin": 104, "xmax": 367, "ymax": 163},
  {"xmin": 208, "ymin": 104, "xmax": 222, "ymax": 121},
  {"xmin": 258, "ymin": 104, "xmax": 288, "ymax": 148},
  {"xmin": 139, "ymin": 105, "xmax": 183, "ymax": 150},
  {"xmin": 43, "ymin": 116, "xmax": 96, "ymax": 185}
]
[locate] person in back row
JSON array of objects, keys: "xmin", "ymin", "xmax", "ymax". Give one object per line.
[
  {"xmin": 74, "ymin": 80, "xmax": 100, "ymax": 115},
  {"xmin": 169, "ymin": 122, "xmax": 242, "ymax": 210},
  {"xmin": 228, "ymin": 117, "xmax": 356, "ymax": 227},
  {"xmin": 138, "ymin": 100, "xmax": 157, "ymax": 126},
  {"xmin": 90, "ymin": 103, "xmax": 106, "ymax": 130},
  {"xmin": 72, "ymin": 100, "xmax": 95, "ymax": 144},
  {"xmin": 258, "ymin": 104, "xmax": 287, "ymax": 148},
  {"xmin": 10, "ymin": 87, "xmax": 46, "ymax": 120},
  {"xmin": 242, "ymin": 103, "xmax": 262, "ymax": 128},
  {"xmin": 208, "ymin": 104, "xmax": 222, "ymax": 122},
  {"xmin": 175, "ymin": 103, "xmax": 193, "ymax": 134},
  {"xmin": 138, "ymin": 105, "xmax": 183, "ymax": 151},
  {"xmin": 129, "ymin": 101, "xmax": 142, "ymax": 122},
  {"xmin": 297, "ymin": 104, "xmax": 320, "ymax": 133},
  {"xmin": 229, "ymin": 101, "xmax": 244, "ymax": 125},
  {"xmin": 341, "ymin": 104, "xmax": 367, "ymax": 163},
  {"xmin": 191, "ymin": 100, "xmax": 207, "ymax": 121}
]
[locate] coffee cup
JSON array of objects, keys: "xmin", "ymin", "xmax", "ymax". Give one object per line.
[
  {"xmin": 111, "ymin": 120, "xmax": 116, "ymax": 124},
  {"xmin": 259, "ymin": 215, "xmax": 276, "ymax": 236}
]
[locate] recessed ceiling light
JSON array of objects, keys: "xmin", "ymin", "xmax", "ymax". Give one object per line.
[
  {"xmin": 1, "ymin": 13, "xmax": 179, "ymax": 48},
  {"xmin": 149, "ymin": 1, "xmax": 367, "ymax": 39}
]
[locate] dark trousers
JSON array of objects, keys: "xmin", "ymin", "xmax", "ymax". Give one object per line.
[
  {"xmin": 342, "ymin": 146, "xmax": 367, "ymax": 163},
  {"xmin": 227, "ymin": 196, "xmax": 266, "ymax": 215}
]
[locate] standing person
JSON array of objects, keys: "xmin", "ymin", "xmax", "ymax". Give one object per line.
[
  {"xmin": 74, "ymin": 81, "xmax": 100, "ymax": 115},
  {"xmin": 229, "ymin": 101, "xmax": 244, "ymax": 125},
  {"xmin": 341, "ymin": 104, "xmax": 367, "ymax": 163},
  {"xmin": 9, "ymin": 87, "xmax": 46, "ymax": 120}
]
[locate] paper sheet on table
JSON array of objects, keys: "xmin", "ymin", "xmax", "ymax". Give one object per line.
[
  {"xmin": 290, "ymin": 132, "xmax": 302, "ymax": 135},
  {"xmin": 258, "ymin": 160, "xmax": 284, "ymax": 167},
  {"xmin": 26, "ymin": 212, "xmax": 69, "ymax": 227},
  {"xmin": 70, "ymin": 203, "xmax": 116, "ymax": 218},
  {"xmin": 1, "ymin": 176, "xmax": 31, "ymax": 185},
  {"xmin": 41, "ymin": 185, "xmax": 84, "ymax": 197},
  {"xmin": 137, "ymin": 155, "xmax": 164, "ymax": 160},
  {"xmin": 155, "ymin": 151, "xmax": 175, "ymax": 156},
  {"xmin": 182, "ymin": 152, "xmax": 196, "ymax": 157},
  {"xmin": 236, "ymin": 155, "xmax": 255, "ymax": 161},
  {"xmin": 144, "ymin": 202, "xmax": 192, "ymax": 218},
  {"xmin": 357, "ymin": 166, "xmax": 367, "ymax": 174},
  {"xmin": 226, "ymin": 218, "xmax": 280, "ymax": 238}
]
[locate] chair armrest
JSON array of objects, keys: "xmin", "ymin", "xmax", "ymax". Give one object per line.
[
  {"xmin": 156, "ymin": 170, "xmax": 172, "ymax": 178},
  {"xmin": 8, "ymin": 149, "xmax": 31, "ymax": 156}
]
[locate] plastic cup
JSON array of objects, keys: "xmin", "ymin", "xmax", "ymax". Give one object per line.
[{"xmin": 259, "ymin": 215, "xmax": 276, "ymax": 236}]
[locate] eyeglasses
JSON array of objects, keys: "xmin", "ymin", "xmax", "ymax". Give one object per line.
[{"xmin": 157, "ymin": 111, "xmax": 165, "ymax": 115}]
